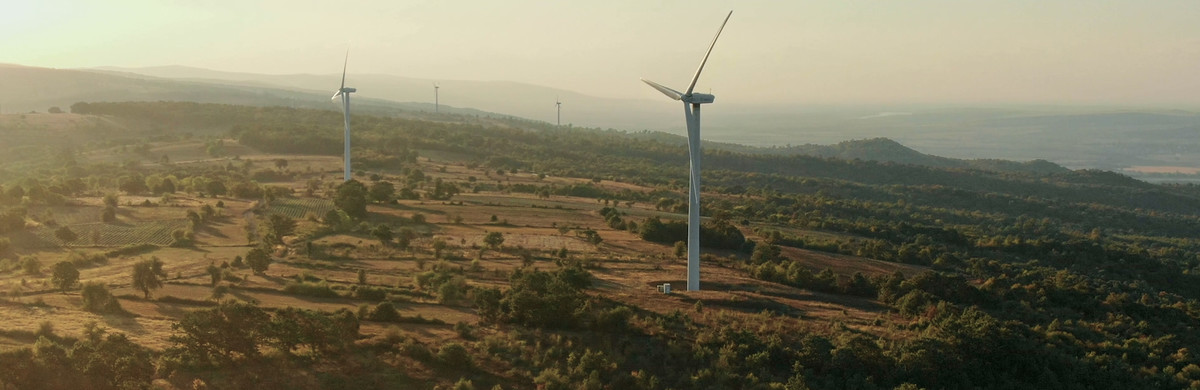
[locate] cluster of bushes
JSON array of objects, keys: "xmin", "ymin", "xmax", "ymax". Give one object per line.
[
  {"xmin": 0, "ymin": 323, "xmax": 154, "ymax": 389},
  {"xmin": 282, "ymin": 281, "xmax": 341, "ymax": 299},
  {"xmin": 474, "ymin": 263, "xmax": 592, "ymax": 329},
  {"xmin": 638, "ymin": 216, "xmax": 748, "ymax": 251},
  {"xmin": 166, "ymin": 301, "xmax": 359, "ymax": 367},
  {"xmin": 413, "ymin": 264, "xmax": 469, "ymax": 303}
]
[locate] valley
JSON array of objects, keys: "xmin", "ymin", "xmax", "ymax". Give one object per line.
[{"xmin": 0, "ymin": 102, "xmax": 1198, "ymax": 389}]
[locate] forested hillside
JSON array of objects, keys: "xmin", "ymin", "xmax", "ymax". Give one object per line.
[{"xmin": 2, "ymin": 101, "xmax": 1199, "ymax": 389}]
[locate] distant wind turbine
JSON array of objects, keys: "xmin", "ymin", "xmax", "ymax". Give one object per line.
[
  {"xmin": 641, "ymin": 10, "xmax": 732, "ymax": 292},
  {"xmin": 331, "ymin": 51, "xmax": 357, "ymax": 182},
  {"xmin": 434, "ymin": 82, "xmax": 440, "ymax": 113},
  {"xmin": 555, "ymin": 97, "xmax": 562, "ymax": 126}
]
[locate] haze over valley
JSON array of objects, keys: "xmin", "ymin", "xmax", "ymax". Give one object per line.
[{"xmin": 4, "ymin": 63, "xmax": 1199, "ymax": 181}]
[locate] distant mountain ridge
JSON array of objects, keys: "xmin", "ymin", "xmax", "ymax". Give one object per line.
[
  {"xmin": 4, "ymin": 63, "xmax": 1197, "ymax": 177},
  {"xmin": 700, "ymin": 137, "xmax": 1069, "ymax": 175},
  {"xmin": 0, "ymin": 64, "xmax": 498, "ymax": 118},
  {"xmin": 89, "ymin": 65, "xmax": 679, "ymax": 131}
]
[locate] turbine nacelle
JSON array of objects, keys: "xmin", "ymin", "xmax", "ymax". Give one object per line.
[{"xmin": 683, "ymin": 93, "xmax": 715, "ymax": 104}]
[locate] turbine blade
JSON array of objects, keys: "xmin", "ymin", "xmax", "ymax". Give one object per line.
[
  {"xmin": 331, "ymin": 91, "xmax": 343, "ymax": 101},
  {"xmin": 340, "ymin": 50, "xmax": 349, "ymax": 89},
  {"xmin": 641, "ymin": 79, "xmax": 683, "ymax": 100},
  {"xmin": 685, "ymin": 10, "xmax": 732, "ymax": 95}
]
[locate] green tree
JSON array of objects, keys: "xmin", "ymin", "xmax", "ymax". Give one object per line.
[
  {"xmin": 21, "ymin": 256, "xmax": 41, "ymax": 275},
  {"xmin": 102, "ymin": 193, "xmax": 119, "ymax": 208},
  {"xmin": 582, "ymin": 229, "xmax": 603, "ymax": 246},
  {"xmin": 205, "ymin": 180, "xmax": 227, "ymax": 197},
  {"xmin": 168, "ymin": 301, "xmax": 271, "ymax": 365},
  {"xmin": 263, "ymin": 214, "xmax": 297, "ymax": 245},
  {"xmin": 396, "ymin": 233, "xmax": 412, "ymax": 251},
  {"xmin": 674, "ymin": 241, "xmax": 687, "ymax": 258},
  {"xmin": 334, "ymin": 179, "xmax": 368, "ymax": 219},
  {"xmin": 131, "ymin": 257, "xmax": 166, "ymax": 299},
  {"xmin": 206, "ymin": 264, "xmax": 221, "ymax": 286},
  {"xmin": 323, "ymin": 209, "xmax": 344, "ymax": 229},
  {"xmin": 437, "ymin": 342, "xmax": 474, "ymax": 368},
  {"xmin": 484, "ymin": 232, "xmax": 505, "ymax": 251},
  {"xmin": 245, "ymin": 248, "xmax": 271, "ymax": 273},
  {"xmin": 432, "ymin": 238, "xmax": 448, "ymax": 259},
  {"xmin": 186, "ymin": 210, "xmax": 202, "ymax": 227},
  {"xmin": 156, "ymin": 178, "xmax": 176, "ymax": 194},
  {"xmin": 80, "ymin": 282, "xmax": 123, "ymax": 313},
  {"xmin": 268, "ymin": 307, "xmax": 358, "ymax": 358},
  {"xmin": 372, "ymin": 224, "xmax": 393, "ymax": 246},
  {"xmin": 51, "ymin": 261, "xmax": 80, "ymax": 292},
  {"xmin": 369, "ymin": 181, "xmax": 395, "ymax": 203}
]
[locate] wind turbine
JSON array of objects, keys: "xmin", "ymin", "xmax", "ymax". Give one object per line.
[
  {"xmin": 434, "ymin": 82, "xmax": 440, "ymax": 113},
  {"xmin": 331, "ymin": 51, "xmax": 356, "ymax": 182},
  {"xmin": 555, "ymin": 97, "xmax": 562, "ymax": 126},
  {"xmin": 641, "ymin": 10, "xmax": 732, "ymax": 292}
]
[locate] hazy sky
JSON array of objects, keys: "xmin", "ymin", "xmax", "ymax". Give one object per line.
[{"xmin": 3, "ymin": 1, "xmax": 1198, "ymax": 106}]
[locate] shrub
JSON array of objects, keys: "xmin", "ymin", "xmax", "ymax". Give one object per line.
[
  {"xmin": 352, "ymin": 285, "xmax": 387, "ymax": 301},
  {"xmin": 453, "ymin": 378, "xmax": 476, "ymax": 390},
  {"xmin": 80, "ymin": 282, "xmax": 124, "ymax": 314},
  {"xmin": 400, "ymin": 339, "xmax": 432, "ymax": 361},
  {"xmin": 437, "ymin": 276, "xmax": 469, "ymax": 304},
  {"xmin": 68, "ymin": 252, "xmax": 108, "ymax": 268},
  {"xmin": 368, "ymin": 301, "xmax": 401, "ymax": 322},
  {"xmin": 21, "ymin": 256, "xmax": 41, "ymax": 275},
  {"xmin": 282, "ymin": 281, "xmax": 340, "ymax": 298},
  {"xmin": 437, "ymin": 342, "xmax": 473, "ymax": 368},
  {"xmin": 170, "ymin": 229, "xmax": 195, "ymax": 247},
  {"xmin": 453, "ymin": 321, "xmax": 474, "ymax": 339},
  {"xmin": 104, "ymin": 244, "xmax": 158, "ymax": 258}
]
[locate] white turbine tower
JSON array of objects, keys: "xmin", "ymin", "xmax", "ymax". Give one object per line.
[
  {"xmin": 641, "ymin": 10, "xmax": 732, "ymax": 292},
  {"xmin": 434, "ymin": 82, "xmax": 440, "ymax": 113},
  {"xmin": 331, "ymin": 52, "xmax": 356, "ymax": 182},
  {"xmin": 555, "ymin": 97, "xmax": 562, "ymax": 126}
]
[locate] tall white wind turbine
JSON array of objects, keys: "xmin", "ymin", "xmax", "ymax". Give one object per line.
[
  {"xmin": 434, "ymin": 82, "xmax": 440, "ymax": 113},
  {"xmin": 331, "ymin": 52, "xmax": 357, "ymax": 182},
  {"xmin": 555, "ymin": 97, "xmax": 562, "ymax": 126},
  {"xmin": 641, "ymin": 10, "xmax": 732, "ymax": 292}
]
